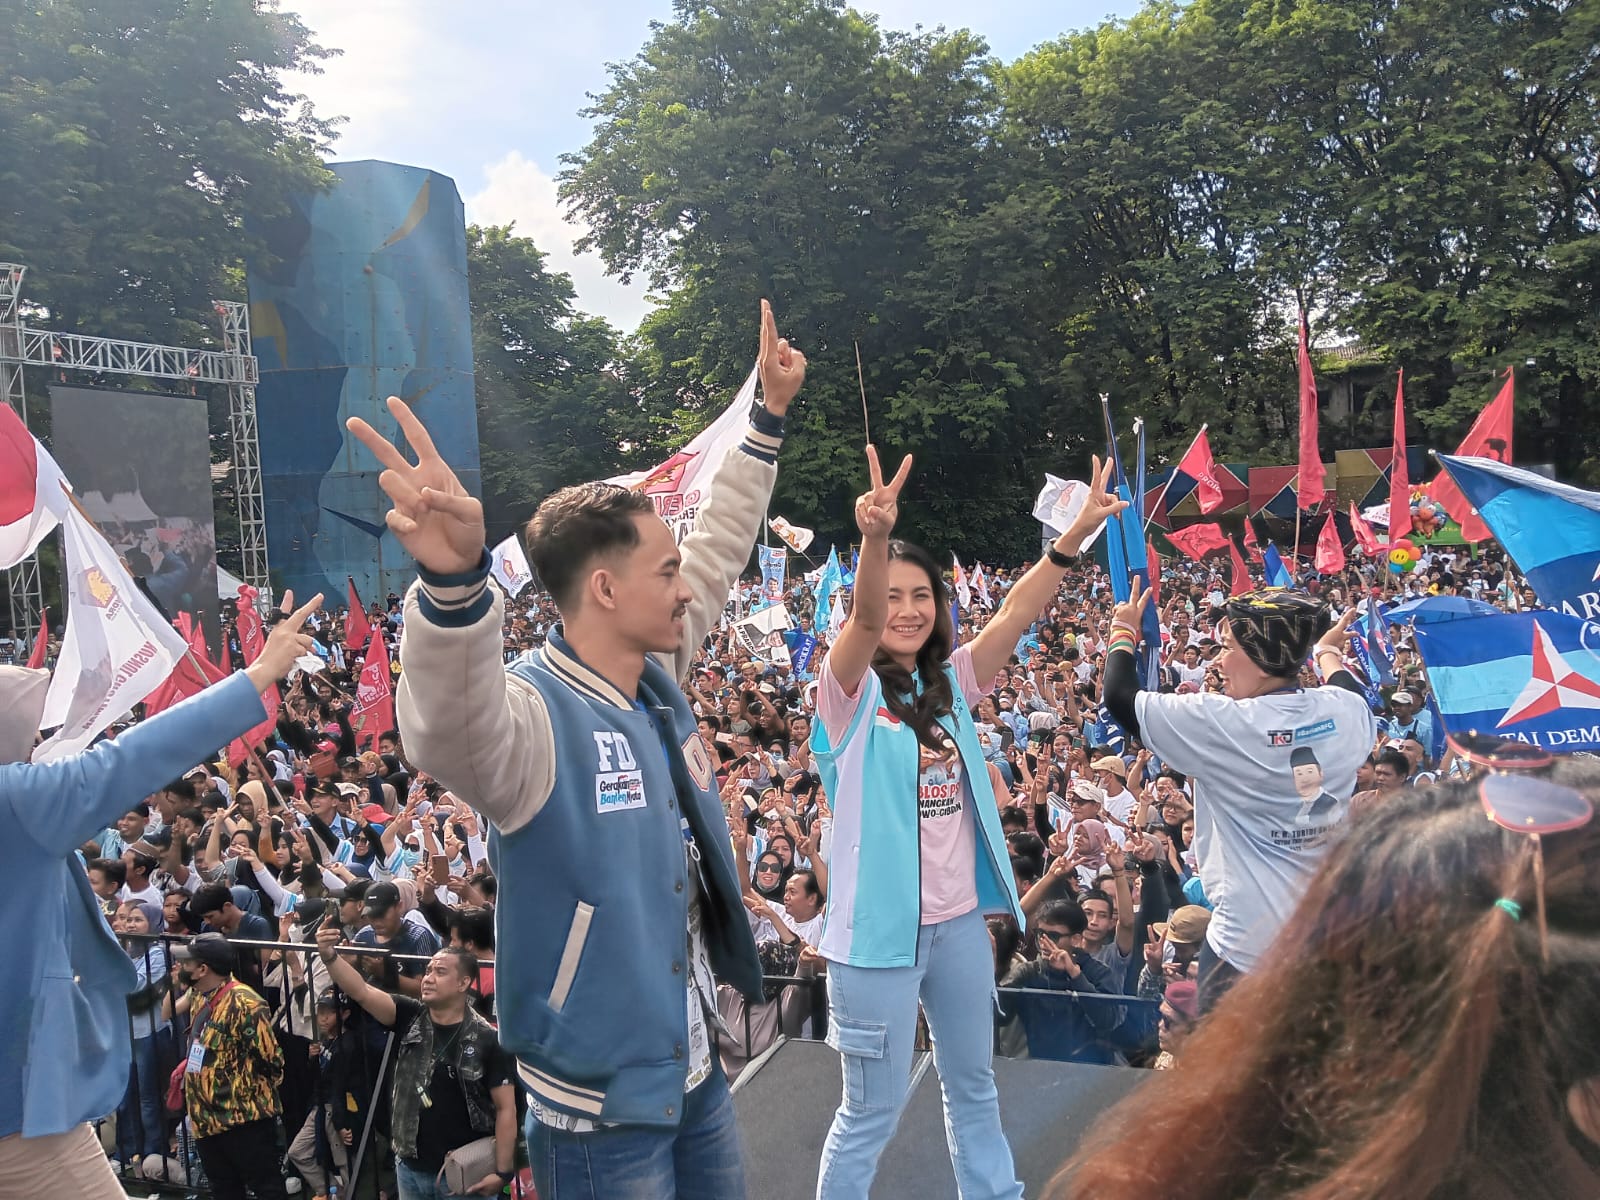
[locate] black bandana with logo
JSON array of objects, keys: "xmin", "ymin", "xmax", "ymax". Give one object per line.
[{"xmin": 1222, "ymin": 588, "xmax": 1330, "ymax": 678}]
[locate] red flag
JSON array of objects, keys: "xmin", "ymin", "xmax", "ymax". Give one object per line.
[
  {"xmin": 26, "ymin": 608, "xmax": 48, "ymax": 669},
  {"xmin": 352, "ymin": 625, "xmax": 393, "ymax": 751},
  {"xmin": 1388, "ymin": 368, "xmax": 1410, "ymax": 541},
  {"xmin": 1349, "ymin": 501, "xmax": 1381, "ymax": 556},
  {"xmin": 1166, "ymin": 523, "xmax": 1232, "ymax": 560},
  {"xmin": 1176, "ymin": 426, "xmax": 1225, "ymax": 514},
  {"xmin": 1314, "ymin": 513, "xmax": 1346, "ymax": 573},
  {"xmin": 345, "ymin": 577, "xmax": 371, "ymax": 650},
  {"xmin": 1227, "ymin": 539, "xmax": 1251, "ymax": 596},
  {"xmin": 1146, "ymin": 540, "xmax": 1163, "ymax": 610},
  {"xmin": 236, "ymin": 584, "xmax": 265, "ymax": 663},
  {"xmin": 1296, "ymin": 313, "xmax": 1325, "ymax": 510},
  {"xmin": 1428, "ymin": 369, "xmax": 1514, "ymax": 542},
  {"xmin": 1242, "ymin": 516, "xmax": 1262, "ymax": 563}
]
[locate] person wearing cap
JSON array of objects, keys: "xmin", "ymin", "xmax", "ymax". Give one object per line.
[
  {"xmin": 0, "ymin": 596, "xmax": 318, "ymax": 1198},
  {"xmin": 120, "ymin": 833, "xmax": 165, "ymax": 909},
  {"xmin": 172, "ymin": 931, "xmax": 287, "ymax": 1199},
  {"xmin": 1137, "ymin": 904, "xmax": 1211, "ymax": 1002},
  {"xmin": 1089, "ymin": 754, "xmax": 1137, "ymax": 826},
  {"xmin": 1380, "ymin": 688, "xmax": 1438, "ymax": 761},
  {"xmin": 285, "ymin": 986, "xmax": 369, "ymax": 1200},
  {"xmin": 1104, "ymin": 582, "xmax": 1375, "ymax": 1012},
  {"xmin": 352, "ymin": 880, "xmax": 441, "ymax": 999}
]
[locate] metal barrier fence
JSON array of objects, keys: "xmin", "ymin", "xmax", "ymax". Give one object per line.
[{"xmin": 104, "ymin": 933, "xmax": 1160, "ymax": 1195}]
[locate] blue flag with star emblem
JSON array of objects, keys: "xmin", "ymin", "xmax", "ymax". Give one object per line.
[{"xmin": 1412, "ymin": 609, "xmax": 1600, "ymax": 751}]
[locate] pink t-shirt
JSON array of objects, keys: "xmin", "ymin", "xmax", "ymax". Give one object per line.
[{"xmin": 819, "ymin": 645, "xmax": 985, "ymax": 924}]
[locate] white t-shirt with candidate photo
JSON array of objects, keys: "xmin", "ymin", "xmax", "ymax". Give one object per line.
[{"xmin": 1134, "ymin": 685, "xmax": 1376, "ymax": 973}]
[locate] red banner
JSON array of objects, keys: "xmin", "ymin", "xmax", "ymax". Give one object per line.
[
  {"xmin": 1314, "ymin": 513, "xmax": 1346, "ymax": 574},
  {"xmin": 352, "ymin": 624, "xmax": 393, "ymax": 752},
  {"xmin": 346, "ymin": 577, "xmax": 371, "ymax": 650},
  {"xmin": 1297, "ymin": 314, "xmax": 1325, "ymax": 510},
  {"xmin": 1166, "ymin": 523, "xmax": 1232, "ymax": 560},
  {"xmin": 1428, "ymin": 370, "xmax": 1514, "ymax": 542}
]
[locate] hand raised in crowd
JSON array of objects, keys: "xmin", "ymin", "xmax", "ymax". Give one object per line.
[
  {"xmin": 1105, "ymin": 841, "xmax": 1127, "ymax": 873},
  {"xmin": 1038, "ymin": 932, "xmax": 1081, "ymax": 978},
  {"xmin": 315, "ymin": 922, "xmax": 345, "ymax": 964},
  {"xmin": 347, "ymin": 396, "xmax": 485, "ymax": 576},
  {"xmin": 854, "ymin": 444, "xmax": 913, "ymax": 541},
  {"xmin": 1059, "ymin": 455, "xmax": 1131, "ymax": 549},
  {"xmin": 1144, "ymin": 926, "xmax": 1166, "ymax": 970},
  {"xmin": 1110, "ymin": 576, "xmax": 1150, "ymax": 639},
  {"xmin": 1314, "ymin": 606, "xmax": 1361, "ymax": 662},
  {"xmin": 245, "ymin": 593, "xmax": 325, "ymax": 695},
  {"xmin": 756, "ymin": 299, "xmax": 807, "ymax": 418}
]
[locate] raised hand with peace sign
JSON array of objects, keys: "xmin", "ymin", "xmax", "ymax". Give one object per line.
[
  {"xmin": 345, "ymin": 397, "xmax": 486, "ymax": 577},
  {"xmin": 853, "ymin": 444, "xmax": 913, "ymax": 541}
]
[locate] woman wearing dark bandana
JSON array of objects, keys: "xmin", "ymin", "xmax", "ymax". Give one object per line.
[{"xmin": 1103, "ymin": 582, "xmax": 1375, "ymax": 1012}]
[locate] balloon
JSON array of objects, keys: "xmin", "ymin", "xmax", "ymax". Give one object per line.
[{"xmin": 1388, "ymin": 559, "xmax": 1409, "ymax": 574}]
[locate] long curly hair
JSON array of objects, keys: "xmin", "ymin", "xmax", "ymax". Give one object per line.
[
  {"xmin": 1047, "ymin": 758, "xmax": 1600, "ymax": 1200},
  {"xmin": 871, "ymin": 540, "xmax": 956, "ymax": 751}
]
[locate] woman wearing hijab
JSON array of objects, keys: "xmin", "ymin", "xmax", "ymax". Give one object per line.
[
  {"xmin": 112, "ymin": 899, "xmax": 172, "ymax": 1167},
  {"xmin": 1103, "ymin": 582, "xmax": 1372, "ymax": 1011}
]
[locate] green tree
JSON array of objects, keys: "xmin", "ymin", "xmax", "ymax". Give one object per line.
[
  {"xmin": 0, "ymin": 0, "xmax": 337, "ymax": 343},
  {"xmin": 467, "ymin": 224, "xmax": 641, "ymax": 545},
  {"xmin": 561, "ymin": 0, "xmax": 1087, "ymax": 561}
]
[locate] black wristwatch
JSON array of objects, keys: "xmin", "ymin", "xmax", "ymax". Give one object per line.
[{"xmin": 1046, "ymin": 542, "xmax": 1075, "ymax": 569}]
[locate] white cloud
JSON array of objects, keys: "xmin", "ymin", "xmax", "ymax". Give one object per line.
[
  {"xmin": 465, "ymin": 151, "xmax": 654, "ymax": 333},
  {"xmin": 284, "ymin": 1, "xmax": 442, "ymax": 144}
]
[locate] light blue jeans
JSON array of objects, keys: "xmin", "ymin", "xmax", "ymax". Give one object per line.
[
  {"xmin": 817, "ymin": 907, "xmax": 1022, "ymax": 1199},
  {"xmin": 393, "ymin": 1156, "xmax": 476, "ymax": 1200}
]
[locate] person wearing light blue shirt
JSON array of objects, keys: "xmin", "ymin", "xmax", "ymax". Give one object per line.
[{"xmin": 0, "ymin": 597, "xmax": 320, "ymax": 1198}]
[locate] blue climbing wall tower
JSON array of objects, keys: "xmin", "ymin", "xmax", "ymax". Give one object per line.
[{"xmin": 247, "ymin": 160, "xmax": 479, "ymax": 609}]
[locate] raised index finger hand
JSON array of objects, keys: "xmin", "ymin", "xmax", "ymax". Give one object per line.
[
  {"xmin": 387, "ymin": 397, "xmax": 443, "ymax": 470},
  {"xmin": 282, "ymin": 593, "xmax": 325, "ymax": 633}
]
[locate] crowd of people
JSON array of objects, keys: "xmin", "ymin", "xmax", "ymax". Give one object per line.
[
  {"xmin": 3, "ymin": 301, "xmax": 1595, "ymax": 1200},
  {"xmin": 27, "ymin": 521, "xmax": 1538, "ymax": 1198}
]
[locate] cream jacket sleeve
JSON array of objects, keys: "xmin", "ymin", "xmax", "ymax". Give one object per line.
[{"xmin": 396, "ymin": 423, "xmax": 781, "ymax": 836}]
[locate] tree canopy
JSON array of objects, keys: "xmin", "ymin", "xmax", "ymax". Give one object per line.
[{"xmin": 562, "ymin": 0, "xmax": 1600, "ymax": 554}]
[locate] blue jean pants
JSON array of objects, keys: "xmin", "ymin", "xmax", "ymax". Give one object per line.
[
  {"xmin": 116, "ymin": 1027, "xmax": 171, "ymax": 1160},
  {"xmin": 394, "ymin": 1156, "xmax": 476, "ymax": 1200},
  {"xmin": 524, "ymin": 1060, "xmax": 744, "ymax": 1200},
  {"xmin": 817, "ymin": 907, "xmax": 1022, "ymax": 1200}
]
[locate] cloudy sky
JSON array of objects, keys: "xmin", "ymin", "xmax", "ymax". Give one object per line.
[{"xmin": 285, "ymin": 0, "xmax": 1141, "ymax": 331}]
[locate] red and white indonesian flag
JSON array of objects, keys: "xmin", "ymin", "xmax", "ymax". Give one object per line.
[
  {"xmin": 34, "ymin": 504, "xmax": 188, "ymax": 761},
  {"xmin": 608, "ymin": 366, "xmax": 758, "ymax": 543},
  {"xmin": 490, "ymin": 533, "xmax": 534, "ymax": 598},
  {"xmin": 0, "ymin": 403, "xmax": 70, "ymax": 569}
]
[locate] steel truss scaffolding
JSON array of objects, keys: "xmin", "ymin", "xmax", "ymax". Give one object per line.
[{"xmin": 0, "ymin": 263, "xmax": 268, "ymax": 645}]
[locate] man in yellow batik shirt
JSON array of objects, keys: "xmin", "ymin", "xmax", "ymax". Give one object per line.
[{"xmin": 174, "ymin": 932, "xmax": 286, "ymax": 1200}]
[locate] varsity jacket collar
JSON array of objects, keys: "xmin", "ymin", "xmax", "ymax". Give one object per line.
[{"xmin": 541, "ymin": 627, "xmax": 634, "ymax": 710}]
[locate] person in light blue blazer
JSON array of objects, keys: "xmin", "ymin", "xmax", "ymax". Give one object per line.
[{"xmin": 0, "ymin": 595, "xmax": 319, "ymax": 1197}]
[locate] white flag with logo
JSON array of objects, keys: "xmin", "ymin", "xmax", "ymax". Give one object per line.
[
  {"xmin": 34, "ymin": 504, "xmax": 189, "ymax": 761},
  {"xmin": 768, "ymin": 516, "xmax": 815, "ymax": 554},
  {"xmin": 608, "ymin": 366, "xmax": 758, "ymax": 544},
  {"xmin": 1033, "ymin": 473, "xmax": 1107, "ymax": 543},
  {"xmin": 489, "ymin": 533, "xmax": 534, "ymax": 598}
]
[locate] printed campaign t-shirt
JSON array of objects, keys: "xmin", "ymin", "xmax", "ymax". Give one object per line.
[
  {"xmin": 1134, "ymin": 685, "xmax": 1376, "ymax": 973},
  {"xmin": 820, "ymin": 645, "xmax": 983, "ymax": 925}
]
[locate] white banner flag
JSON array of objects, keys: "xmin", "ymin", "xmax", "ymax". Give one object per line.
[
  {"xmin": 1033, "ymin": 473, "xmax": 1107, "ymax": 544},
  {"xmin": 489, "ymin": 533, "xmax": 535, "ymax": 598},
  {"xmin": 34, "ymin": 504, "xmax": 189, "ymax": 761},
  {"xmin": 733, "ymin": 602, "xmax": 793, "ymax": 667},
  {"xmin": 768, "ymin": 516, "xmax": 815, "ymax": 554},
  {"xmin": 608, "ymin": 366, "xmax": 758, "ymax": 543}
]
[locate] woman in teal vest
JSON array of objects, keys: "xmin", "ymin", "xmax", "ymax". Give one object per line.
[{"xmin": 811, "ymin": 448, "xmax": 1125, "ymax": 1198}]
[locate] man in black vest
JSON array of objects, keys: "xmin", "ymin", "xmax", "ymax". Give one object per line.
[{"xmin": 315, "ymin": 924, "xmax": 517, "ymax": 1197}]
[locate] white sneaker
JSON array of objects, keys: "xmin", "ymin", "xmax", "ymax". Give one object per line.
[{"xmin": 285, "ymin": 1177, "xmax": 304, "ymax": 1195}]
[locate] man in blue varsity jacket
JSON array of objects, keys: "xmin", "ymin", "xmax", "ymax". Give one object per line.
[
  {"xmin": 348, "ymin": 300, "xmax": 806, "ymax": 1199},
  {"xmin": 0, "ymin": 597, "xmax": 319, "ymax": 1197}
]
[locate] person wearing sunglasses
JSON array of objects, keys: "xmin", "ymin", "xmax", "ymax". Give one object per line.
[
  {"xmin": 1103, "ymin": 583, "xmax": 1376, "ymax": 1013},
  {"xmin": 1049, "ymin": 737, "xmax": 1600, "ymax": 1200}
]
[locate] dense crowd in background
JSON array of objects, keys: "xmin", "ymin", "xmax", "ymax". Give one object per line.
[{"xmin": 9, "ymin": 533, "xmax": 1537, "ymax": 1196}]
